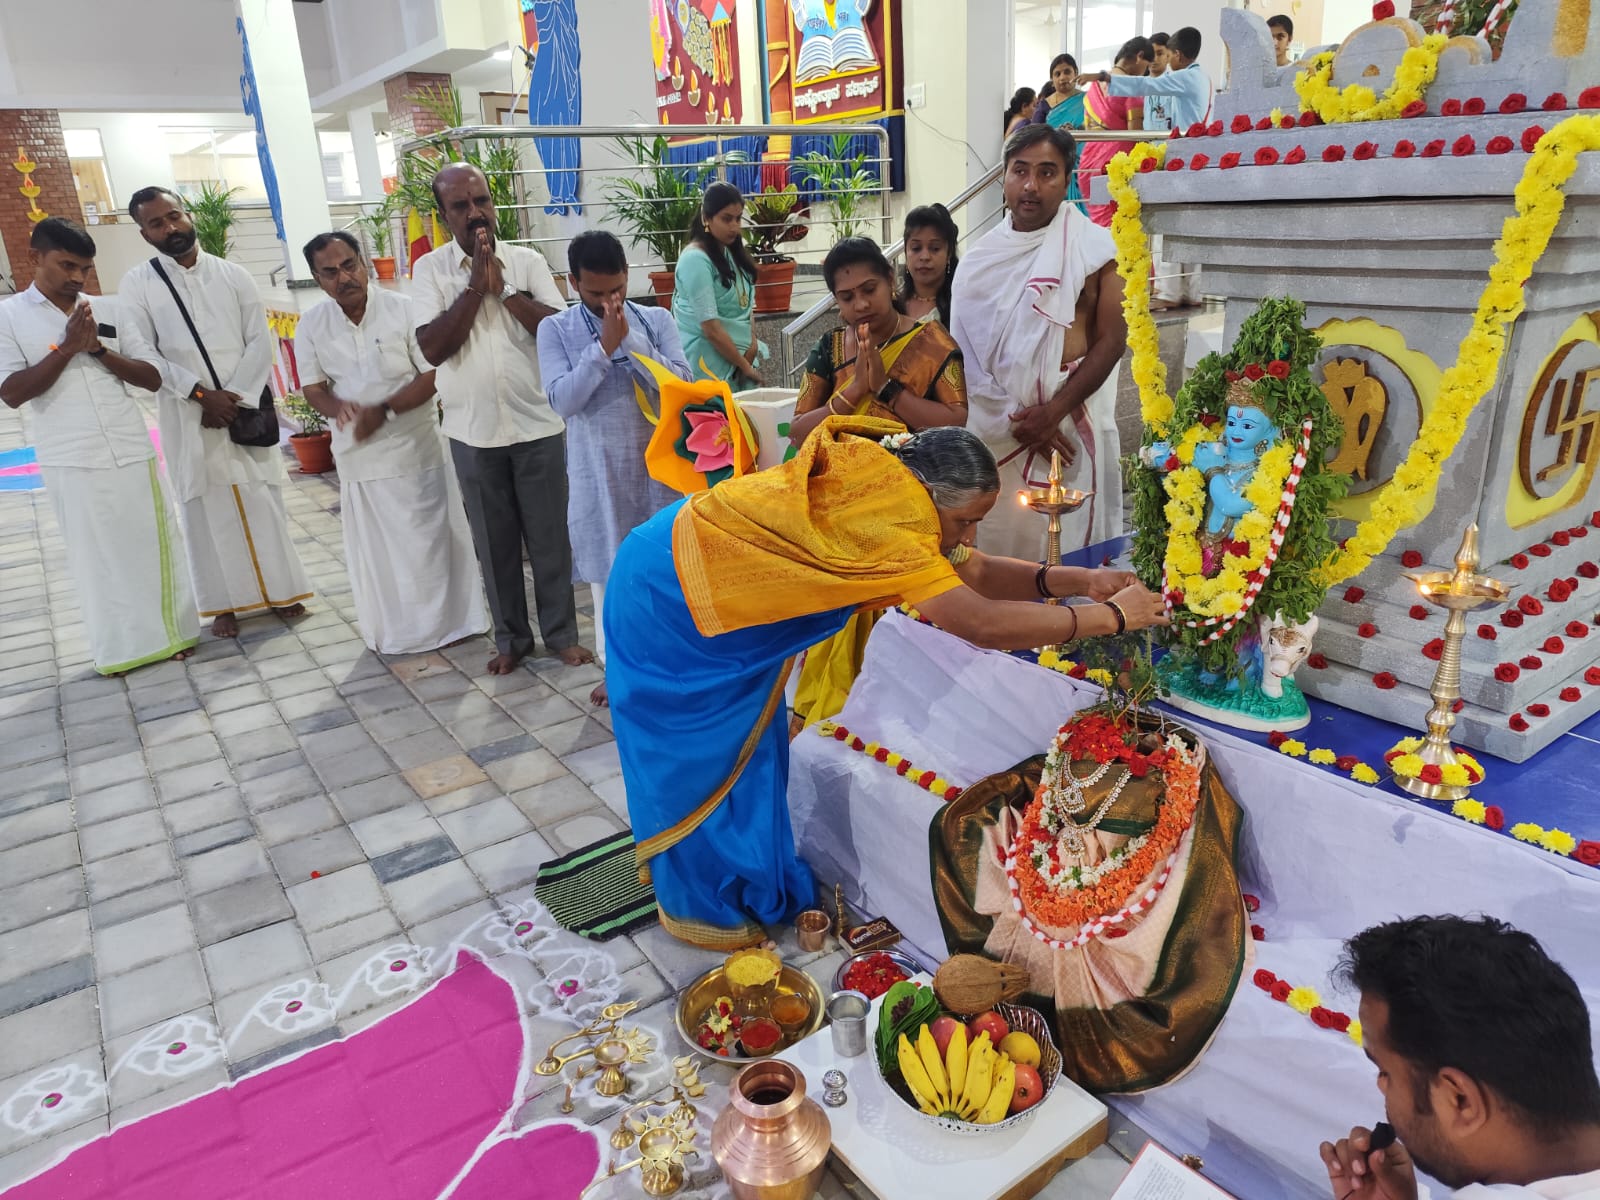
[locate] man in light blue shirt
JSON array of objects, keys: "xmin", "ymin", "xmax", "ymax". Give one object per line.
[{"xmin": 1088, "ymin": 26, "xmax": 1212, "ymax": 133}]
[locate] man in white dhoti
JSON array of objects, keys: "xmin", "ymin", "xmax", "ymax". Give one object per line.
[
  {"xmin": 950, "ymin": 123, "xmax": 1127, "ymax": 561},
  {"xmin": 119, "ymin": 186, "xmax": 313, "ymax": 638},
  {"xmin": 294, "ymin": 232, "xmax": 487, "ymax": 655},
  {"xmin": 536, "ymin": 231, "xmax": 688, "ymax": 706},
  {"xmin": 0, "ymin": 218, "xmax": 199, "ymax": 673},
  {"xmin": 1320, "ymin": 915, "xmax": 1600, "ymax": 1200}
]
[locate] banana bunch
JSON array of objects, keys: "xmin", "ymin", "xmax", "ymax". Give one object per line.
[{"xmin": 896, "ymin": 1024, "xmax": 1015, "ymax": 1124}]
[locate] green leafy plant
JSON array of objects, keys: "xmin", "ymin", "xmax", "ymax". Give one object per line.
[
  {"xmin": 281, "ymin": 393, "xmax": 327, "ymax": 436},
  {"xmin": 353, "ymin": 200, "xmax": 394, "ymax": 258},
  {"xmin": 406, "ymin": 84, "xmax": 523, "ymax": 244},
  {"xmin": 742, "ymin": 184, "xmax": 808, "ymax": 262},
  {"xmin": 187, "ymin": 182, "xmax": 241, "ymax": 259},
  {"xmin": 603, "ymin": 135, "xmax": 717, "ymax": 269},
  {"xmin": 798, "ymin": 134, "xmax": 881, "ymax": 241}
]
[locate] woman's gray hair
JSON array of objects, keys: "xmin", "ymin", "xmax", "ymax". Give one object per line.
[{"xmin": 887, "ymin": 427, "xmax": 1000, "ymax": 508}]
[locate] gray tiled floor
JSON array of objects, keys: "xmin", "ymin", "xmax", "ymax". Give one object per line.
[{"xmin": 0, "ymin": 398, "xmax": 1127, "ymax": 1198}]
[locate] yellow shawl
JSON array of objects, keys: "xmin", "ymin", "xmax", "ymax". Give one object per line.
[{"xmin": 672, "ymin": 416, "xmax": 963, "ymax": 636}]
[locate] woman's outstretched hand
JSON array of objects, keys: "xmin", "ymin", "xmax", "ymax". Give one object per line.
[{"xmin": 1111, "ymin": 581, "xmax": 1170, "ymax": 630}]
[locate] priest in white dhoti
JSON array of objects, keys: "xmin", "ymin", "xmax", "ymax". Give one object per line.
[
  {"xmin": 0, "ymin": 218, "xmax": 199, "ymax": 673},
  {"xmin": 119, "ymin": 186, "xmax": 312, "ymax": 638},
  {"xmin": 950, "ymin": 123, "xmax": 1126, "ymax": 561},
  {"xmin": 536, "ymin": 231, "xmax": 688, "ymax": 705},
  {"xmin": 294, "ymin": 232, "xmax": 486, "ymax": 654}
]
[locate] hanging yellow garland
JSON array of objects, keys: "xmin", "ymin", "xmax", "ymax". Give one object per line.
[
  {"xmin": 1292, "ymin": 34, "xmax": 1448, "ymax": 124},
  {"xmin": 1107, "ymin": 113, "xmax": 1600, "ymax": 588}
]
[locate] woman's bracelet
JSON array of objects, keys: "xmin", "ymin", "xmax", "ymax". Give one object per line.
[
  {"xmin": 1034, "ymin": 564, "xmax": 1056, "ymax": 599},
  {"xmin": 1064, "ymin": 604, "xmax": 1079, "ymax": 643},
  {"xmin": 1104, "ymin": 599, "xmax": 1128, "ymax": 635}
]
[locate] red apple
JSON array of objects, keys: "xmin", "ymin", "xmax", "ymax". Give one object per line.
[
  {"xmin": 1009, "ymin": 1064, "xmax": 1044, "ymax": 1114},
  {"xmin": 929, "ymin": 1016, "xmax": 961, "ymax": 1058},
  {"xmin": 967, "ymin": 1010, "xmax": 1009, "ymax": 1047}
]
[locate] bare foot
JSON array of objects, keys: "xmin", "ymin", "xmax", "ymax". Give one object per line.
[
  {"xmin": 557, "ymin": 644, "xmax": 595, "ymax": 667},
  {"xmin": 274, "ymin": 602, "xmax": 308, "ymax": 619},
  {"xmin": 211, "ymin": 612, "xmax": 239, "ymax": 638},
  {"xmin": 589, "ymin": 680, "xmax": 608, "ymax": 707},
  {"xmin": 173, "ymin": 647, "xmax": 195, "ymax": 661},
  {"xmin": 486, "ymin": 652, "xmax": 523, "ymax": 675}
]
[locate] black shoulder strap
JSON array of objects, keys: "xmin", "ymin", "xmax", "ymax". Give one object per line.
[{"xmin": 149, "ymin": 257, "xmax": 221, "ymax": 390}]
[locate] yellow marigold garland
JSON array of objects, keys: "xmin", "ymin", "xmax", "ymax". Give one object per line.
[
  {"xmin": 1292, "ymin": 35, "xmax": 1447, "ymax": 124},
  {"xmin": 1107, "ymin": 142, "xmax": 1174, "ymax": 433},
  {"xmin": 1162, "ymin": 441, "xmax": 1295, "ymax": 617}
]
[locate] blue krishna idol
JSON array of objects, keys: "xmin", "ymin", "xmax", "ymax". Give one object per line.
[{"xmin": 1131, "ymin": 299, "xmax": 1349, "ymax": 731}]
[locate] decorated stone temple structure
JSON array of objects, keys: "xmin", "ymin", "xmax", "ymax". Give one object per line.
[{"xmin": 1104, "ymin": 1, "xmax": 1600, "ymax": 761}]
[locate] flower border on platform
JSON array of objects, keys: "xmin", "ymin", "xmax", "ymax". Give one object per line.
[{"xmin": 814, "ymin": 720, "xmax": 962, "ymax": 802}]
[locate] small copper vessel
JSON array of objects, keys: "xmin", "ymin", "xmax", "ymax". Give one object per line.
[{"xmin": 711, "ymin": 1060, "xmax": 831, "ymax": 1200}]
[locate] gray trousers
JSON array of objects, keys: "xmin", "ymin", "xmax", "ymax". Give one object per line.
[{"xmin": 449, "ymin": 433, "xmax": 579, "ymax": 660}]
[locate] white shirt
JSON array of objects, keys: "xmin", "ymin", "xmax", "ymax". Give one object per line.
[
  {"xmin": 411, "ymin": 239, "xmax": 566, "ymax": 448},
  {"xmin": 294, "ymin": 288, "xmax": 444, "ymax": 485},
  {"xmin": 1446, "ymin": 1169, "xmax": 1600, "ymax": 1199},
  {"xmin": 0, "ymin": 287, "xmax": 157, "ymax": 470},
  {"xmin": 117, "ymin": 250, "xmax": 283, "ymax": 501}
]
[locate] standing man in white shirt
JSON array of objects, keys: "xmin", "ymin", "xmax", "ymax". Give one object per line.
[
  {"xmin": 413, "ymin": 162, "xmax": 591, "ymax": 676},
  {"xmin": 295, "ymin": 231, "xmax": 487, "ymax": 655},
  {"xmin": 0, "ymin": 217, "xmax": 200, "ymax": 673},
  {"xmin": 119, "ymin": 186, "xmax": 313, "ymax": 638}
]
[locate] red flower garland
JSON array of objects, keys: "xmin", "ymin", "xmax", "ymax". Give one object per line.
[{"xmin": 820, "ymin": 721, "xmax": 962, "ymax": 802}]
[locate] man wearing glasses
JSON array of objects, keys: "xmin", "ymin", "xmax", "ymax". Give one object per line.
[
  {"xmin": 293, "ymin": 231, "xmax": 486, "ymax": 654},
  {"xmin": 536, "ymin": 230, "xmax": 690, "ymax": 706}
]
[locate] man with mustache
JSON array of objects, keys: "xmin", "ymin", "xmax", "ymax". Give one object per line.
[
  {"xmin": 0, "ymin": 217, "xmax": 199, "ymax": 674},
  {"xmin": 413, "ymin": 163, "xmax": 592, "ymax": 676},
  {"xmin": 119, "ymin": 186, "xmax": 313, "ymax": 638},
  {"xmin": 293, "ymin": 231, "xmax": 485, "ymax": 654}
]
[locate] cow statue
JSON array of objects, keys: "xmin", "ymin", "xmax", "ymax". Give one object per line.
[{"xmin": 1255, "ymin": 611, "xmax": 1319, "ymax": 700}]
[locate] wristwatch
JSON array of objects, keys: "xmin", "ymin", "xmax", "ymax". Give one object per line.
[
  {"xmin": 88, "ymin": 345, "xmax": 108, "ymax": 359},
  {"xmin": 499, "ymin": 283, "xmax": 517, "ymax": 302}
]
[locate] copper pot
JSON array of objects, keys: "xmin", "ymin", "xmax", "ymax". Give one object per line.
[{"xmin": 711, "ymin": 1060, "xmax": 831, "ymax": 1200}]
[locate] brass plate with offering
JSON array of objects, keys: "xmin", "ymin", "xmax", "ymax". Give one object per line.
[{"xmin": 675, "ymin": 957, "xmax": 826, "ymax": 1063}]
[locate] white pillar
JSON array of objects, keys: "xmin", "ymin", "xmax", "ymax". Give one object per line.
[
  {"xmin": 237, "ymin": 0, "xmax": 332, "ymax": 284},
  {"xmin": 347, "ymin": 106, "xmax": 385, "ymax": 201}
]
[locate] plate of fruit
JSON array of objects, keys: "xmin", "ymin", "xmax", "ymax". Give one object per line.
[{"xmin": 873, "ymin": 980, "xmax": 1060, "ymax": 1135}]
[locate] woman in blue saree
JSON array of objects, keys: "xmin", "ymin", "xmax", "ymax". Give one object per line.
[{"xmin": 1030, "ymin": 54, "xmax": 1088, "ymax": 213}]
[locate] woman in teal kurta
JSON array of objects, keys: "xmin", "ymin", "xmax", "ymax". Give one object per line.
[{"xmin": 672, "ymin": 181, "xmax": 766, "ymax": 393}]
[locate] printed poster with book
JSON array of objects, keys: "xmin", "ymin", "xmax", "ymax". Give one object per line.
[
  {"xmin": 649, "ymin": 0, "xmax": 744, "ymax": 128},
  {"xmin": 759, "ymin": 0, "xmax": 904, "ymax": 124}
]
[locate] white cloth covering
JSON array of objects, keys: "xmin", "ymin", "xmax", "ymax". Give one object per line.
[
  {"xmin": 1447, "ymin": 1172, "xmax": 1600, "ymax": 1199},
  {"xmin": 183, "ymin": 482, "xmax": 313, "ymax": 619},
  {"xmin": 44, "ymin": 459, "xmax": 199, "ymax": 674},
  {"xmin": 341, "ymin": 466, "xmax": 487, "ymax": 654},
  {"xmin": 950, "ymin": 202, "xmax": 1122, "ymax": 559},
  {"xmin": 411, "ymin": 240, "xmax": 567, "ymax": 448}
]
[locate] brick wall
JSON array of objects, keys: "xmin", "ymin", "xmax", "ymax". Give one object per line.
[
  {"xmin": 384, "ymin": 71, "xmax": 456, "ymax": 139},
  {"xmin": 0, "ymin": 109, "xmax": 97, "ymax": 293}
]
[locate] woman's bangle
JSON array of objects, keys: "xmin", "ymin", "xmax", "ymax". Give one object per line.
[
  {"xmin": 1104, "ymin": 600, "xmax": 1127, "ymax": 635},
  {"xmin": 1065, "ymin": 604, "xmax": 1079, "ymax": 643},
  {"xmin": 828, "ymin": 395, "xmax": 850, "ymax": 416},
  {"xmin": 1034, "ymin": 564, "xmax": 1056, "ymax": 599}
]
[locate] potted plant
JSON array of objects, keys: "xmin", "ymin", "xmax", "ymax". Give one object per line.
[
  {"xmin": 281, "ymin": 393, "xmax": 334, "ymax": 474},
  {"xmin": 187, "ymin": 181, "xmax": 241, "ymax": 259},
  {"xmin": 605, "ymin": 134, "xmax": 717, "ymax": 308},
  {"xmin": 743, "ymin": 184, "xmax": 808, "ymax": 314},
  {"xmin": 355, "ymin": 201, "xmax": 397, "ymax": 280},
  {"xmin": 798, "ymin": 134, "xmax": 881, "ymax": 241}
]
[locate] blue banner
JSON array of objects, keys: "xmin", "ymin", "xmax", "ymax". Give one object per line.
[{"xmin": 237, "ymin": 18, "xmax": 284, "ymax": 242}]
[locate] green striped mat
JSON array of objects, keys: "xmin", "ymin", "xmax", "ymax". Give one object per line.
[{"xmin": 534, "ymin": 830, "xmax": 658, "ymax": 941}]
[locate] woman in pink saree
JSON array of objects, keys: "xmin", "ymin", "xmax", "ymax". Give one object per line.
[{"xmin": 1077, "ymin": 37, "xmax": 1154, "ymax": 228}]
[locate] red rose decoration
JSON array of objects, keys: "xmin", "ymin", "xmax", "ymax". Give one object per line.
[
  {"xmin": 1329, "ymin": 1012, "xmax": 1352, "ymax": 1033},
  {"xmin": 1409, "ymin": 604, "xmax": 1429, "ymax": 620},
  {"xmin": 1270, "ymin": 980, "xmax": 1293, "ymax": 1002},
  {"xmin": 1207, "ymin": 121, "xmax": 1224, "ymax": 137},
  {"xmin": 1374, "ymin": 672, "xmax": 1398, "ymax": 690},
  {"xmin": 1401, "ymin": 549, "xmax": 1424, "ymax": 568},
  {"xmin": 1487, "ymin": 136, "xmax": 1515, "ymax": 155},
  {"xmin": 1138, "ymin": 157, "xmax": 1159, "ymax": 174},
  {"xmin": 1485, "ymin": 806, "xmax": 1506, "ymax": 830},
  {"xmin": 1372, "ymin": 0, "xmax": 1395, "ymax": 17},
  {"xmin": 1401, "ymin": 100, "xmax": 1426, "ymax": 119},
  {"xmin": 1308, "ymin": 652, "xmax": 1328, "ymax": 669},
  {"xmin": 1477, "ymin": 625, "xmax": 1497, "ymax": 640},
  {"xmin": 1576, "ymin": 842, "xmax": 1600, "ymax": 867},
  {"xmin": 1419, "ymin": 764, "xmax": 1443, "ymax": 784},
  {"xmin": 1220, "ymin": 151, "xmax": 1242, "ymax": 170},
  {"xmin": 1494, "ymin": 662, "xmax": 1521, "ymax": 682},
  {"xmin": 1280, "ymin": 115, "xmax": 1297, "ymax": 129},
  {"xmin": 1358, "ymin": 622, "xmax": 1378, "ymax": 638},
  {"xmin": 1227, "ymin": 539, "xmax": 1251, "ymax": 557},
  {"xmin": 1543, "ymin": 92, "xmax": 1569, "ymax": 111},
  {"xmin": 1522, "ymin": 125, "xmax": 1547, "ymax": 153},
  {"xmin": 1519, "ymin": 595, "xmax": 1545, "ymax": 615},
  {"xmin": 1553, "ymin": 529, "xmax": 1571, "ymax": 547},
  {"xmin": 1561, "ymin": 687, "xmax": 1582, "ymax": 702},
  {"xmin": 1580, "ymin": 86, "xmax": 1600, "ymax": 109},
  {"xmin": 1224, "ymin": 369, "xmax": 1242, "ymax": 382},
  {"xmin": 1253, "ymin": 968, "xmax": 1278, "ymax": 990},
  {"xmin": 1452, "ymin": 135, "xmax": 1477, "ymax": 157},
  {"xmin": 944, "ymin": 785, "xmax": 961, "ymax": 801},
  {"xmin": 1568, "ymin": 621, "xmax": 1590, "ymax": 637},
  {"xmin": 1254, "ymin": 146, "xmax": 1280, "ymax": 166},
  {"xmin": 850, "ymin": 736, "xmax": 865, "ymax": 751},
  {"xmin": 1423, "ymin": 638, "xmax": 1444, "ymax": 661},
  {"xmin": 896, "ymin": 760, "xmax": 910, "ymax": 776},
  {"xmin": 1267, "ymin": 360, "xmax": 1290, "ymax": 378},
  {"xmin": 1231, "ymin": 114, "xmax": 1254, "ymax": 134},
  {"xmin": 1453, "ymin": 698, "xmax": 1466, "ymax": 714},
  {"xmin": 1550, "ymin": 579, "xmax": 1574, "ymax": 603},
  {"xmin": 919, "ymin": 770, "xmax": 936, "ymax": 787},
  {"xmin": 1463, "ymin": 760, "xmax": 1481, "ymax": 782},
  {"xmin": 1166, "ymin": 157, "xmax": 1186, "ymax": 172},
  {"xmin": 1251, "ymin": 924, "xmax": 1266, "ymax": 941},
  {"xmin": 1441, "ymin": 98, "xmax": 1463, "ymax": 117},
  {"xmin": 1574, "ymin": 527, "xmax": 1591, "ymax": 538},
  {"xmin": 1336, "ymin": 755, "xmax": 1359, "ymax": 771},
  {"xmin": 1502, "ymin": 610, "xmax": 1524, "ymax": 628},
  {"xmin": 1322, "ymin": 144, "xmax": 1347, "ymax": 163},
  {"xmin": 1243, "ymin": 893, "xmax": 1261, "ymax": 912},
  {"xmin": 1190, "ymin": 153, "xmax": 1210, "ymax": 170},
  {"xmin": 1544, "ymin": 636, "xmax": 1566, "ymax": 654},
  {"xmin": 1520, "ymin": 655, "xmax": 1544, "ymax": 670},
  {"xmin": 1164, "ymin": 454, "xmax": 1182, "ymax": 471},
  {"xmin": 874, "ymin": 746, "xmax": 889, "ymax": 762},
  {"xmin": 833, "ymin": 727, "xmax": 848, "ymax": 740},
  {"xmin": 1510, "ymin": 714, "xmax": 1529, "ymax": 731},
  {"xmin": 1187, "ymin": 122, "xmax": 1208, "ymax": 139},
  {"xmin": 1310, "ymin": 1006, "xmax": 1336, "ymax": 1029},
  {"xmin": 1167, "ymin": 590, "xmax": 1185, "ymax": 605},
  {"xmin": 1285, "ymin": 145, "xmax": 1308, "ymax": 165},
  {"xmin": 1068, "ymin": 663, "xmax": 1087, "ymax": 678},
  {"xmin": 1345, "ymin": 587, "xmax": 1365, "ymax": 603},
  {"xmin": 1421, "ymin": 139, "xmax": 1447, "ymax": 158},
  {"xmin": 1500, "ymin": 93, "xmax": 1528, "ymax": 114},
  {"xmin": 1255, "ymin": 116, "xmax": 1274, "ymax": 131},
  {"xmin": 1463, "ymin": 97, "xmax": 1486, "ymax": 116},
  {"xmin": 1244, "ymin": 362, "xmax": 1266, "ymax": 381},
  {"xmin": 1531, "ymin": 543, "xmax": 1552, "ymax": 557},
  {"xmin": 1394, "ymin": 140, "xmax": 1417, "ymax": 158},
  {"xmin": 1353, "ymin": 141, "xmax": 1379, "ymax": 161},
  {"xmin": 1298, "ymin": 111, "xmax": 1318, "ymax": 128},
  {"xmin": 1527, "ymin": 703, "xmax": 1551, "ymax": 718},
  {"xmin": 1268, "ymin": 730, "xmax": 1289, "ymax": 747},
  {"xmin": 1588, "ymin": 667, "xmax": 1600, "ymax": 685},
  {"xmin": 1510, "ymin": 553, "xmax": 1530, "ymax": 568}
]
